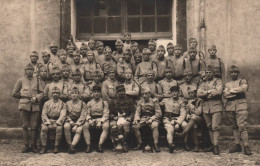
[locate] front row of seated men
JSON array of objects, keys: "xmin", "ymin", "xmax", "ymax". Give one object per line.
[{"xmin": 12, "ymin": 63, "xmax": 252, "ymax": 155}]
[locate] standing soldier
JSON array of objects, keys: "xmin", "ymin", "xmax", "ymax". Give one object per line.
[
  {"xmin": 133, "ymin": 51, "xmax": 142, "ymax": 73},
  {"xmin": 148, "ymin": 39, "xmax": 157, "ymax": 62},
  {"xmin": 80, "ymin": 43, "xmax": 88, "ymax": 64},
  {"xmin": 205, "ymin": 45, "xmax": 225, "ymax": 82},
  {"xmin": 130, "ymin": 42, "xmax": 139, "ymax": 55},
  {"xmin": 100, "ymin": 46, "xmax": 117, "ymax": 80},
  {"xmin": 112, "ymin": 39, "xmax": 124, "ymax": 62},
  {"xmin": 83, "ymin": 85, "xmax": 109, "ymax": 153},
  {"xmin": 70, "ymin": 50, "xmax": 84, "ymax": 75},
  {"xmin": 56, "ymin": 49, "xmax": 70, "ymax": 70},
  {"xmin": 154, "ymin": 45, "xmax": 169, "ymax": 82},
  {"xmin": 41, "ymin": 50, "xmax": 54, "ymax": 82},
  {"xmin": 88, "ymin": 38, "xmax": 98, "ymax": 57},
  {"xmin": 88, "ymin": 71, "xmax": 102, "ymax": 96},
  {"xmin": 179, "ymin": 70, "xmax": 197, "ymax": 101},
  {"xmin": 29, "ymin": 51, "xmax": 42, "ymax": 77},
  {"xmin": 134, "ymin": 48, "xmax": 157, "ymax": 84},
  {"xmin": 95, "ymin": 41, "xmax": 105, "ymax": 64},
  {"xmin": 159, "ymin": 86, "xmax": 187, "ymax": 153},
  {"xmin": 61, "ymin": 65, "xmax": 73, "ymax": 91},
  {"xmin": 183, "ymin": 38, "xmax": 205, "ymax": 59},
  {"xmin": 67, "ymin": 43, "xmax": 76, "ymax": 65},
  {"xmin": 133, "ymin": 87, "xmax": 162, "ymax": 152},
  {"xmin": 64, "ymin": 87, "xmax": 87, "ymax": 154},
  {"xmin": 116, "ymin": 52, "xmax": 132, "ymax": 83},
  {"xmin": 223, "ymin": 65, "xmax": 251, "ymax": 155},
  {"xmin": 101, "ymin": 69, "xmax": 119, "ymax": 103},
  {"xmin": 49, "ymin": 41, "xmax": 59, "ymax": 65},
  {"xmin": 40, "ymin": 86, "xmax": 67, "ymax": 154},
  {"xmin": 197, "ymin": 65, "xmax": 223, "ymax": 155},
  {"xmin": 166, "ymin": 42, "xmax": 174, "ymax": 58},
  {"xmin": 123, "ymin": 32, "xmax": 132, "ymax": 51},
  {"xmin": 158, "ymin": 68, "xmax": 178, "ymax": 99},
  {"xmin": 12, "ymin": 63, "xmax": 44, "ymax": 153},
  {"xmin": 124, "ymin": 69, "xmax": 140, "ymax": 100}
]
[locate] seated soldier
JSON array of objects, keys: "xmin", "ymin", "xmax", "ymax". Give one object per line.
[
  {"xmin": 70, "ymin": 69, "xmax": 91, "ymax": 103},
  {"xmin": 133, "ymin": 87, "xmax": 162, "ymax": 152},
  {"xmin": 64, "ymin": 87, "xmax": 87, "ymax": 154},
  {"xmin": 40, "ymin": 86, "xmax": 67, "ymax": 154},
  {"xmin": 83, "ymin": 85, "xmax": 109, "ymax": 153},
  {"xmin": 177, "ymin": 87, "xmax": 203, "ymax": 152},
  {"xmin": 109, "ymin": 85, "xmax": 135, "ymax": 152},
  {"xmin": 159, "ymin": 86, "xmax": 187, "ymax": 153}
]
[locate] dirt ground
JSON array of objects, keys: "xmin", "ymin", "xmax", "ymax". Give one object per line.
[{"xmin": 0, "ymin": 139, "xmax": 260, "ymax": 166}]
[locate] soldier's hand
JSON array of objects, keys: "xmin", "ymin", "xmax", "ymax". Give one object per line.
[
  {"xmin": 96, "ymin": 122, "xmax": 102, "ymax": 128},
  {"xmin": 31, "ymin": 96, "xmax": 37, "ymax": 102},
  {"xmin": 133, "ymin": 120, "xmax": 139, "ymax": 125},
  {"xmin": 72, "ymin": 125, "xmax": 78, "ymax": 132},
  {"xmin": 170, "ymin": 120, "xmax": 175, "ymax": 125},
  {"xmin": 174, "ymin": 123, "xmax": 180, "ymax": 130},
  {"xmin": 89, "ymin": 119, "xmax": 94, "ymax": 126},
  {"xmin": 70, "ymin": 121, "xmax": 75, "ymax": 126},
  {"xmin": 146, "ymin": 119, "xmax": 152, "ymax": 124},
  {"xmin": 114, "ymin": 116, "xmax": 119, "ymax": 121},
  {"xmin": 126, "ymin": 117, "xmax": 132, "ymax": 122},
  {"xmin": 53, "ymin": 123, "xmax": 58, "ymax": 128}
]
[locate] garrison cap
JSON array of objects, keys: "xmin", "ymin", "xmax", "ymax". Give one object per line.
[
  {"xmin": 124, "ymin": 31, "xmax": 131, "ymax": 37},
  {"xmin": 60, "ymin": 64, "xmax": 70, "ymax": 71},
  {"xmin": 206, "ymin": 65, "xmax": 215, "ymax": 72},
  {"xmin": 167, "ymin": 42, "xmax": 174, "ymax": 48},
  {"xmin": 104, "ymin": 46, "xmax": 112, "ymax": 53},
  {"xmin": 124, "ymin": 48, "xmax": 132, "ymax": 55},
  {"xmin": 108, "ymin": 67, "xmax": 116, "ymax": 73},
  {"xmin": 96, "ymin": 41, "xmax": 104, "ymax": 47},
  {"xmin": 131, "ymin": 41, "xmax": 138, "ymax": 46},
  {"xmin": 88, "ymin": 38, "xmax": 95, "ymax": 43},
  {"xmin": 183, "ymin": 69, "xmax": 192, "ymax": 76},
  {"xmin": 142, "ymin": 48, "xmax": 151, "ymax": 54},
  {"xmin": 52, "ymin": 86, "xmax": 61, "ymax": 93},
  {"xmin": 148, "ymin": 39, "xmax": 156, "ymax": 45},
  {"xmin": 189, "ymin": 38, "xmax": 197, "ymax": 43},
  {"xmin": 80, "ymin": 43, "xmax": 88, "ymax": 49},
  {"xmin": 146, "ymin": 69, "xmax": 155, "ymax": 75},
  {"xmin": 208, "ymin": 44, "xmax": 217, "ymax": 50},
  {"xmin": 70, "ymin": 87, "xmax": 80, "ymax": 94},
  {"xmin": 72, "ymin": 68, "xmax": 82, "ymax": 76},
  {"xmin": 174, "ymin": 44, "xmax": 183, "ymax": 50},
  {"xmin": 66, "ymin": 43, "xmax": 75, "ymax": 49},
  {"xmin": 86, "ymin": 50, "xmax": 94, "ymax": 56},
  {"xmin": 58, "ymin": 49, "xmax": 67, "ymax": 55},
  {"xmin": 116, "ymin": 85, "xmax": 125, "ymax": 92},
  {"xmin": 124, "ymin": 68, "xmax": 132, "ymax": 74},
  {"xmin": 73, "ymin": 50, "xmax": 81, "ymax": 56},
  {"xmin": 25, "ymin": 63, "xmax": 34, "ymax": 70},
  {"xmin": 50, "ymin": 41, "xmax": 58, "ymax": 47},
  {"xmin": 170, "ymin": 85, "xmax": 179, "ymax": 91},
  {"xmin": 141, "ymin": 87, "xmax": 150, "ymax": 93},
  {"xmin": 51, "ymin": 67, "xmax": 61, "ymax": 74},
  {"xmin": 42, "ymin": 50, "xmax": 51, "ymax": 56},
  {"xmin": 157, "ymin": 45, "xmax": 166, "ymax": 51},
  {"xmin": 165, "ymin": 67, "xmax": 173, "ymax": 73},
  {"xmin": 229, "ymin": 65, "xmax": 240, "ymax": 73},
  {"xmin": 134, "ymin": 51, "xmax": 142, "ymax": 57},
  {"xmin": 30, "ymin": 51, "xmax": 38, "ymax": 57},
  {"xmin": 39, "ymin": 65, "xmax": 47, "ymax": 71},
  {"xmin": 92, "ymin": 85, "xmax": 101, "ymax": 92},
  {"xmin": 115, "ymin": 39, "xmax": 123, "ymax": 45}
]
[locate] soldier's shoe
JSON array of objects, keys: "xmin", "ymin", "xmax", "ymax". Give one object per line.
[
  {"xmin": 204, "ymin": 145, "xmax": 214, "ymax": 152},
  {"xmin": 154, "ymin": 144, "xmax": 161, "ymax": 153},
  {"xmin": 96, "ymin": 144, "xmax": 104, "ymax": 153},
  {"xmin": 184, "ymin": 142, "xmax": 191, "ymax": 151},
  {"xmin": 39, "ymin": 146, "xmax": 47, "ymax": 154},
  {"xmin": 142, "ymin": 144, "xmax": 153, "ymax": 153},
  {"xmin": 244, "ymin": 146, "xmax": 252, "ymax": 155},
  {"xmin": 133, "ymin": 144, "xmax": 143, "ymax": 150},
  {"xmin": 31, "ymin": 145, "xmax": 38, "ymax": 153},
  {"xmin": 169, "ymin": 144, "xmax": 174, "ymax": 153},
  {"xmin": 123, "ymin": 144, "xmax": 128, "ymax": 152},
  {"xmin": 22, "ymin": 145, "xmax": 30, "ymax": 153},
  {"xmin": 53, "ymin": 146, "xmax": 59, "ymax": 154},
  {"xmin": 85, "ymin": 145, "xmax": 91, "ymax": 153},
  {"xmin": 213, "ymin": 145, "xmax": 220, "ymax": 155},
  {"xmin": 194, "ymin": 145, "xmax": 199, "ymax": 152},
  {"xmin": 229, "ymin": 144, "xmax": 242, "ymax": 153},
  {"xmin": 69, "ymin": 145, "xmax": 76, "ymax": 154}
]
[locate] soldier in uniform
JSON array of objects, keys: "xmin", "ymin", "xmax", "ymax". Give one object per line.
[
  {"xmin": 80, "ymin": 43, "xmax": 88, "ymax": 64},
  {"xmin": 130, "ymin": 41, "xmax": 139, "ymax": 55},
  {"xmin": 159, "ymin": 86, "xmax": 187, "ymax": 153},
  {"xmin": 197, "ymin": 65, "xmax": 223, "ymax": 155},
  {"xmin": 40, "ymin": 86, "xmax": 67, "ymax": 154},
  {"xmin": 154, "ymin": 45, "xmax": 170, "ymax": 82},
  {"xmin": 166, "ymin": 42, "xmax": 174, "ymax": 57},
  {"xmin": 133, "ymin": 87, "xmax": 162, "ymax": 152},
  {"xmin": 148, "ymin": 39, "xmax": 157, "ymax": 62},
  {"xmin": 183, "ymin": 38, "xmax": 205, "ymax": 59},
  {"xmin": 179, "ymin": 70, "xmax": 197, "ymax": 101},
  {"xmin": 49, "ymin": 41, "xmax": 59, "ymax": 65},
  {"xmin": 29, "ymin": 51, "xmax": 42, "ymax": 77},
  {"xmin": 158, "ymin": 68, "xmax": 178, "ymax": 99},
  {"xmin": 70, "ymin": 50, "xmax": 84, "ymax": 75},
  {"xmin": 112, "ymin": 39, "xmax": 124, "ymax": 62},
  {"xmin": 123, "ymin": 32, "xmax": 132, "ymax": 51},
  {"xmin": 12, "ymin": 63, "xmax": 44, "ymax": 153},
  {"xmin": 95, "ymin": 41, "xmax": 105, "ymax": 64},
  {"xmin": 205, "ymin": 45, "xmax": 225, "ymax": 82},
  {"xmin": 134, "ymin": 48, "xmax": 157, "ymax": 84},
  {"xmin": 223, "ymin": 65, "xmax": 252, "ymax": 155},
  {"xmin": 101, "ymin": 68, "xmax": 119, "ymax": 103},
  {"xmin": 116, "ymin": 50, "xmax": 132, "ymax": 83},
  {"xmin": 56, "ymin": 49, "xmax": 70, "ymax": 70},
  {"xmin": 133, "ymin": 51, "xmax": 142, "ymax": 73},
  {"xmin": 64, "ymin": 87, "xmax": 87, "ymax": 154},
  {"xmin": 41, "ymin": 50, "xmax": 54, "ymax": 82},
  {"xmin": 140, "ymin": 70, "xmax": 162, "ymax": 100},
  {"xmin": 83, "ymin": 85, "xmax": 109, "ymax": 153},
  {"xmin": 61, "ymin": 64, "xmax": 73, "ymax": 91},
  {"xmin": 124, "ymin": 69, "xmax": 140, "ymax": 100},
  {"xmin": 88, "ymin": 71, "xmax": 102, "ymax": 97},
  {"xmin": 109, "ymin": 85, "xmax": 135, "ymax": 152},
  {"xmin": 66, "ymin": 43, "xmax": 76, "ymax": 65},
  {"xmin": 88, "ymin": 38, "xmax": 98, "ymax": 57},
  {"xmin": 100, "ymin": 46, "xmax": 117, "ymax": 80}
]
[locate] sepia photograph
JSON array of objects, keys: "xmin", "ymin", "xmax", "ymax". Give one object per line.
[{"xmin": 0, "ymin": 0, "xmax": 260, "ymax": 165}]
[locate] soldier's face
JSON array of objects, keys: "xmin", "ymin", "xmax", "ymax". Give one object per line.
[
  {"xmin": 208, "ymin": 49, "xmax": 217, "ymax": 56},
  {"xmin": 61, "ymin": 70, "xmax": 70, "ymax": 78},
  {"xmin": 142, "ymin": 53, "xmax": 150, "ymax": 61},
  {"xmin": 80, "ymin": 48, "xmax": 87, "ymax": 55},
  {"xmin": 174, "ymin": 48, "xmax": 182, "ymax": 56},
  {"xmin": 125, "ymin": 72, "xmax": 132, "ymax": 80},
  {"xmin": 88, "ymin": 42, "xmax": 95, "ymax": 50},
  {"xmin": 165, "ymin": 71, "xmax": 173, "ymax": 79},
  {"xmin": 189, "ymin": 51, "xmax": 197, "ymax": 60},
  {"xmin": 230, "ymin": 71, "xmax": 239, "ymax": 80},
  {"xmin": 134, "ymin": 56, "xmax": 142, "ymax": 63},
  {"xmin": 52, "ymin": 72, "xmax": 60, "ymax": 81},
  {"xmin": 73, "ymin": 74, "xmax": 81, "ymax": 82},
  {"xmin": 157, "ymin": 50, "xmax": 165, "ymax": 58},
  {"xmin": 171, "ymin": 90, "xmax": 179, "ymax": 98},
  {"xmin": 93, "ymin": 75, "xmax": 99, "ymax": 83},
  {"xmin": 73, "ymin": 55, "xmax": 81, "ymax": 63},
  {"xmin": 93, "ymin": 91, "xmax": 101, "ymax": 99},
  {"xmin": 104, "ymin": 51, "xmax": 112, "ymax": 59},
  {"xmin": 30, "ymin": 56, "xmax": 38, "ymax": 63},
  {"xmin": 167, "ymin": 47, "xmax": 174, "ymax": 55},
  {"xmin": 116, "ymin": 45, "xmax": 123, "ymax": 51},
  {"xmin": 124, "ymin": 53, "xmax": 132, "ymax": 62},
  {"xmin": 131, "ymin": 46, "xmax": 137, "ymax": 52},
  {"xmin": 108, "ymin": 72, "xmax": 115, "ymax": 79},
  {"xmin": 42, "ymin": 55, "xmax": 50, "ymax": 64},
  {"xmin": 147, "ymin": 74, "xmax": 154, "ymax": 82},
  {"xmin": 68, "ymin": 48, "xmax": 75, "ymax": 55},
  {"xmin": 185, "ymin": 74, "xmax": 193, "ymax": 83},
  {"xmin": 52, "ymin": 92, "xmax": 60, "ymax": 100},
  {"xmin": 97, "ymin": 45, "xmax": 104, "ymax": 53},
  {"xmin": 124, "ymin": 34, "xmax": 131, "ymax": 41},
  {"xmin": 59, "ymin": 54, "xmax": 67, "ymax": 62},
  {"xmin": 188, "ymin": 91, "xmax": 196, "ymax": 98},
  {"xmin": 25, "ymin": 69, "xmax": 34, "ymax": 77},
  {"xmin": 71, "ymin": 91, "xmax": 79, "ymax": 100},
  {"xmin": 50, "ymin": 46, "xmax": 58, "ymax": 54},
  {"xmin": 148, "ymin": 44, "xmax": 156, "ymax": 51},
  {"xmin": 39, "ymin": 69, "xmax": 47, "ymax": 78},
  {"xmin": 206, "ymin": 71, "xmax": 214, "ymax": 80},
  {"xmin": 142, "ymin": 92, "xmax": 150, "ymax": 101},
  {"xmin": 87, "ymin": 53, "xmax": 94, "ymax": 62},
  {"xmin": 189, "ymin": 41, "xmax": 197, "ymax": 48}
]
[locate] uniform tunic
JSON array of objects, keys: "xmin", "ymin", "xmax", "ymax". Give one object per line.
[
  {"xmin": 44, "ymin": 81, "xmax": 69, "ymax": 100},
  {"xmin": 86, "ymin": 99, "xmax": 109, "ymax": 122},
  {"xmin": 101, "ymin": 78, "xmax": 119, "ymax": 102},
  {"xmin": 154, "ymin": 58, "xmax": 170, "ymax": 80},
  {"xmin": 134, "ymin": 61, "xmax": 157, "ymax": 84},
  {"xmin": 66, "ymin": 100, "xmax": 87, "ymax": 125},
  {"xmin": 83, "ymin": 62, "xmax": 102, "ymax": 81},
  {"xmin": 159, "ymin": 78, "xmax": 178, "ymax": 97},
  {"xmin": 124, "ymin": 80, "xmax": 140, "ymax": 99},
  {"xmin": 179, "ymin": 82, "xmax": 197, "ymax": 99},
  {"xmin": 166, "ymin": 55, "xmax": 191, "ymax": 79},
  {"xmin": 141, "ymin": 81, "xmax": 162, "ymax": 99},
  {"xmin": 205, "ymin": 56, "xmax": 225, "ymax": 79}
]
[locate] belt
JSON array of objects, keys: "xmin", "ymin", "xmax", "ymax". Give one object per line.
[
  {"xmin": 91, "ymin": 115, "xmax": 103, "ymax": 119},
  {"xmin": 173, "ymin": 76, "xmax": 183, "ymax": 80},
  {"xmin": 227, "ymin": 96, "xmax": 246, "ymax": 101}
]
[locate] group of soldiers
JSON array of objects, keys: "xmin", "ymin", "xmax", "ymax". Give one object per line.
[{"xmin": 12, "ymin": 33, "xmax": 252, "ymax": 156}]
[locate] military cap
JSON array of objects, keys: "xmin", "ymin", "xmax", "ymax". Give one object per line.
[
  {"xmin": 189, "ymin": 38, "xmax": 197, "ymax": 43},
  {"xmin": 30, "ymin": 51, "xmax": 38, "ymax": 57},
  {"xmin": 183, "ymin": 69, "xmax": 192, "ymax": 76},
  {"xmin": 88, "ymin": 38, "xmax": 95, "ymax": 43},
  {"xmin": 42, "ymin": 50, "xmax": 51, "ymax": 56},
  {"xmin": 86, "ymin": 50, "xmax": 94, "ymax": 56},
  {"xmin": 50, "ymin": 41, "xmax": 58, "ymax": 47},
  {"xmin": 165, "ymin": 67, "xmax": 173, "ymax": 73},
  {"xmin": 73, "ymin": 50, "xmax": 81, "ymax": 56},
  {"xmin": 131, "ymin": 41, "xmax": 138, "ymax": 46},
  {"xmin": 66, "ymin": 43, "xmax": 75, "ymax": 49},
  {"xmin": 134, "ymin": 51, "xmax": 142, "ymax": 57},
  {"xmin": 25, "ymin": 63, "xmax": 34, "ymax": 70},
  {"xmin": 80, "ymin": 43, "xmax": 88, "ymax": 49},
  {"xmin": 93, "ymin": 85, "xmax": 102, "ymax": 92},
  {"xmin": 115, "ymin": 39, "xmax": 123, "ymax": 46},
  {"xmin": 208, "ymin": 44, "xmax": 217, "ymax": 50},
  {"xmin": 96, "ymin": 41, "xmax": 104, "ymax": 47},
  {"xmin": 124, "ymin": 48, "xmax": 132, "ymax": 55},
  {"xmin": 141, "ymin": 87, "xmax": 150, "ymax": 93},
  {"xmin": 108, "ymin": 67, "xmax": 116, "ymax": 73},
  {"xmin": 52, "ymin": 86, "xmax": 61, "ymax": 93},
  {"xmin": 229, "ymin": 65, "xmax": 240, "ymax": 73},
  {"xmin": 167, "ymin": 42, "xmax": 174, "ymax": 48},
  {"xmin": 188, "ymin": 86, "xmax": 197, "ymax": 93},
  {"xmin": 39, "ymin": 65, "xmax": 47, "ymax": 71},
  {"xmin": 142, "ymin": 48, "xmax": 151, "ymax": 54},
  {"xmin": 124, "ymin": 31, "xmax": 131, "ymax": 36},
  {"xmin": 157, "ymin": 45, "xmax": 166, "ymax": 51},
  {"xmin": 104, "ymin": 46, "xmax": 112, "ymax": 53},
  {"xmin": 60, "ymin": 64, "xmax": 70, "ymax": 71},
  {"xmin": 51, "ymin": 67, "xmax": 61, "ymax": 74},
  {"xmin": 206, "ymin": 65, "xmax": 215, "ymax": 72},
  {"xmin": 148, "ymin": 39, "xmax": 156, "ymax": 45},
  {"xmin": 170, "ymin": 85, "xmax": 179, "ymax": 91},
  {"xmin": 174, "ymin": 44, "xmax": 183, "ymax": 50},
  {"xmin": 58, "ymin": 49, "xmax": 67, "ymax": 55},
  {"xmin": 124, "ymin": 68, "xmax": 133, "ymax": 74},
  {"xmin": 116, "ymin": 85, "xmax": 125, "ymax": 92},
  {"xmin": 188, "ymin": 47, "xmax": 197, "ymax": 53},
  {"xmin": 72, "ymin": 68, "xmax": 82, "ymax": 76},
  {"xmin": 71, "ymin": 87, "xmax": 80, "ymax": 93},
  {"xmin": 146, "ymin": 69, "xmax": 155, "ymax": 75}
]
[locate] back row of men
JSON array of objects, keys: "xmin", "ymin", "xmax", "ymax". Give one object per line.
[{"xmin": 12, "ymin": 34, "xmax": 251, "ymax": 156}]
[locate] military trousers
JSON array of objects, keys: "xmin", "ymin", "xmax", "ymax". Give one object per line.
[
  {"xmin": 225, "ymin": 110, "xmax": 248, "ymax": 132},
  {"xmin": 203, "ymin": 112, "xmax": 221, "ymax": 131}
]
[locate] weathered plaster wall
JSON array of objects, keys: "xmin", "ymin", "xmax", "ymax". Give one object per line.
[
  {"xmin": 187, "ymin": 0, "xmax": 260, "ymax": 124},
  {"xmin": 0, "ymin": 0, "xmax": 60, "ymax": 127}
]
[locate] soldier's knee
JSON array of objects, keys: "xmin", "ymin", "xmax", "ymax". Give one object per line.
[
  {"xmin": 102, "ymin": 122, "xmax": 109, "ymax": 131},
  {"xmin": 56, "ymin": 126, "xmax": 63, "ymax": 133},
  {"xmin": 64, "ymin": 123, "xmax": 71, "ymax": 131},
  {"xmin": 41, "ymin": 125, "xmax": 48, "ymax": 133},
  {"xmin": 151, "ymin": 122, "xmax": 159, "ymax": 129},
  {"xmin": 181, "ymin": 121, "xmax": 188, "ymax": 129},
  {"xmin": 76, "ymin": 126, "xmax": 83, "ymax": 134},
  {"xmin": 83, "ymin": 123, "xmax": 90, "ymax": 130},
  {"xmin": 164, "ymin": 124, "xmax": 174, "ymax": 133}
]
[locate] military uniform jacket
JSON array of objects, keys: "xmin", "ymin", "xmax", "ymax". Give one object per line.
[
  {"xmin": 189, "ymin": 58, "xmax": 206, "ymax": 77},
  {"xmin": 95, "ymin": 54, "xmax": 105, "ymax": 65},
  {"xmin": 186, "ymin": 98, "xmax": 203, "ymax": 116},
  {"xmin": 149, "ymin": 50, "xmax": 157, "ymax": 62},
  {"xmin": 100, "ymin": 59, "xmax": 117, "ymax": 75},
  {"xmin": 117, "ymin": 61, "xmax": 132, "ymax": 79},
  {"xmin": 51, "ymin": 54, "xmax": 59, "ymax": 66},
  {"xmin": 112, "ymin": 51, "xmax": 123, "ymax": 63},
  {"xmin": 62, "ymin": 78, "xmax": 73, "ymax": 92},
  {"xmin": 66, "ymin": 99, "xmax": 87, "ymax": 126},
  {"xmin": 223, "ymin": 79, "xmax": 248, "ymax": 112},
  {"xmin": 134, "ymin": 98, "xmax": 162, "ymax": 123},
  {"xmin": 42, "ymin": 99, "xmax": 67, "ymax": 125},
  {"xmin": 166, "ymin": 55, "xmax": 191, "ymax": 78},
  {"xmin": 154, "ymin": 58, "xmax": 170, "ymax": 79},
  {"xmin": 70, "ymin": 82, "xmax": 91, "ymax": 101},
  {"xmin": 124, "ymin": 80, "xmax": 140, "ymax": 99},
  {"xmin": 180, "ymin": 82, "xmax": 197, "ymax": 99},
  {"xmin": 42, "ymin": 61, "xmax": 54, "ymax": 81},
  {"xmin": 205, "ymin": 56, "xmax": 225, "ymax": 79},
  {"xmin": 141, "ymin": 81, "xmax": 162, "ymax": 99},
  {"xmin": 70, "ymin": 63, "xmax": 84, "ymax": 75},
  {"xmin": 83, "ymin": 61, "xmax": 103, "ymax": 80},
  {"xmin": 12, "ymin": 76, "xmax": 44, "ymax": 112},
  {"xmin": 86, "ymin": 99, "xmax": 109, "ymax": 122},
  {"xmin": 159, "ymin": 78, "xmax": 178, "ymax": 96},
  {"xmin": 55, "ymin": 61, "xmax": 71, "ymax": 71},
  {"xmin": 134, "ymin": 61, "xmax": 158, "ymax": 78},
  {"xmin": 30, "ymin": 62, "xmax": 43, "ymax": 77},
  {"xmin": 109, "ymin": 96, "xmax": 135, "ymax": 120},
  {"xmin": 101, "ymin": 78, "xmax": 119, "ymax": 102},
  {"xmin": 197, "ymin": 78, "xmax": 223, "ymax": 114},
  {"xmin": 160, "ymin": 97, "xmax": 187, "ymax": 124},
  {"xmin": 44, "ymin": 81, "xmax": 69, "ymax": 100}
]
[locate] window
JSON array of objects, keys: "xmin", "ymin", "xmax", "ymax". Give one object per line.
[{"xmin": 76, "ymin": 0, "xmax": 172, "ymax": 40}]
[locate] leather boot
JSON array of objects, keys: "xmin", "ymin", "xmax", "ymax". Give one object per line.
[
  {"xmin": 53, "ymin": 146, "xmax": 59, "ymax": 154},
  {"xmin": 123, "ymin": 142, "xmax": 128, "ymax": 152},
  {"xmin": 39, "ymin": 146, "xmax": 47, "ymax": 154},
  {"xmin": 169, "ymin": 143, "xmax": 174, "ymax": 153},
  {"xmin": 204, "ymin": 145, "xmax": 214, "ymax": 152},
  {"xmin": 22, "ymin": 145, "xmax": 30, "ymax": 153},
  {"xmin": 229, "ymin": 144, "xmax": 242, "ymax": 153},
  {"xmin": 244, "ymin": 146, "xmax": 252, "ymax": 155},
  {"xmin": 31, "ymin": 144, "xmax": 38, "ymax": 153},
  {"xmin": 96, "ymin": 144, "xmax": 104, "ymax": 153},
  {"xmin": 133, "ymin": 143, "xmax": 143, "ymax": 150},
  {"xmin": 184, "ymin": 142, "xmax": 191, "ymax": 151},
  {"xmin": 194, "ymin": 144, "xmax": 199, "ymax": 152},
  {"xmin": 85, "ymin": 145, "xmax": 91, "ymax": 153},
  {"xmin": 154, "ymin": 144, "xmax": 161, "ymax": 152},
  {"xmin": 213, "ymin": 145, "xmax": 219, "ymax": 155}
]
